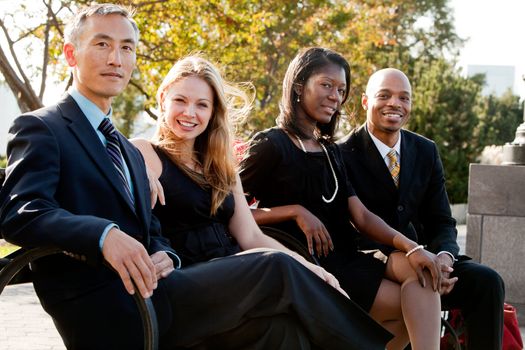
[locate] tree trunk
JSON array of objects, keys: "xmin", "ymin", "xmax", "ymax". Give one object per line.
[{"xmin": 0, "ymin": 45, "xmax": 43, "ymax": 113}]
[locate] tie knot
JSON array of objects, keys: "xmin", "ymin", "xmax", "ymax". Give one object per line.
[
  {"xmin": 98, "ymin": 118, "xmax": 116, "ymax": 137},
  {"xmin": 387, "ymin": 149, "xmax": 397, "ymax": 161}
]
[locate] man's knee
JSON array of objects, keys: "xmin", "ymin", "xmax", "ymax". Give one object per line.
[
  {"xmin": 254, "ymin": 250, "xmax": 301, "ymax": 273},
  {"xmin": 480, "ymin": 265, "xmax": 504, "ymax": 292},
  {"xmin": 452, "ymin": 260, "xmax": 505, "ymax": 308},
  {"xmin": 462, "ymin": 262, "xmax": 504, "ymax": 297}
]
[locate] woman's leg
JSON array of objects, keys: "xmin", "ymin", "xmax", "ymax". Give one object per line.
[
  {"xmin": 186, "ymin": 315, "xmax": 312, "ymax": 350},
  {"xmin": 385, "ymin": 251, "xmax": 441, "ymax": 350},
  {"xmin": 159, "ymin": 251, "xmax": 392, "ymax": 349},
  {"xmin": 369, "ymin": 279, "xmax": 409, "ymax": 350}
]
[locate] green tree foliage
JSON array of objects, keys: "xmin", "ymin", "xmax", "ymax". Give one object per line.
[
  {"xmin": 475, "ymin": 90, "xmax": 524, "ymax": 147},
  {"xmin": 128, "ymin": 0, "xmax": 461, "ymax": 137},
  {"xmin": 409, "ymin": 59, "xmax": 483, "ymax": 203},
  {"xmin": 406, "ymin": 58, "xmax": 524, "ymax": 202},
  {"xmin": 5, "ymin": 0, "xmax": 513, "ymax": 204},
  {"xmin": 1, "ymin": 0, "xmax": 459, "ymax": 136}
]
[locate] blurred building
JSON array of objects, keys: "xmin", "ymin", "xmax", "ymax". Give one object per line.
[{"xmin": 467, "ymin": 64, "xmax": 515, "ymax": 97}]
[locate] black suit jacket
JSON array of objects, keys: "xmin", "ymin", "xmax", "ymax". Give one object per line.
[
  {"xmin": 338, "ymin": 125, "xmax": 459, "ymax": 257},
  {"xmin": 0, "ymin": 94, "xmax": 174, "ymax": 348}
]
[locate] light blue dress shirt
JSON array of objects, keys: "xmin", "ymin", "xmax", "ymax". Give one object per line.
[{"xmin": 69, "ymin": 88, "xmax": 134, "ymax": 249}]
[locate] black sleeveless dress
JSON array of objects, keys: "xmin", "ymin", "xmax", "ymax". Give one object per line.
[{"xmin": 152, "ymin": 146, "xmax": 241, "ymax": 267}]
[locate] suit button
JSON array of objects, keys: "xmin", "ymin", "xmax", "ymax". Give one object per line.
[{"xmin": 397, "ymin": 205, "xmax": 404, "ymax": 212}]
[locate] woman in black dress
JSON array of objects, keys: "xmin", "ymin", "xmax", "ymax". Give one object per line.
[
  {"xmin": 240, "ymin": 47, "xmax": 442, "ymax": 350},
  {"xmin": 131, "ymin": 55, "xmax": 392, "ymax": 349}
]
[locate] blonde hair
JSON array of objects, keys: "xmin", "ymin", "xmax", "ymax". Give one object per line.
[{"xmin": 153, "ymin": 55, "xmax": 252, "ymax": 215}]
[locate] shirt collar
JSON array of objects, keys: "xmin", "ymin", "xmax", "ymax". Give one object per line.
[
  {"xmin": 366, "ymin": 125, "xmax": 402, "ymax": 160},
  {"xmin": 69, "ymin": 87, "xmax": 113, "ymax": 130}
]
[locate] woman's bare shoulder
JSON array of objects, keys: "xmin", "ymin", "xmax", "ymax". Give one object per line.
[{"xmin": 130, "ymin": 138, "xmax": 162, "ymax": 174}]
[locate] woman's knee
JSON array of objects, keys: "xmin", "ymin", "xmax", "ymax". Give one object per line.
[
  {"xmin": 385, "ymin": 251, "xmax": 418, "ymax": 282},
  {"xmin": 369, "ymin": 279, "xmax": 402, "ymax": 321}
]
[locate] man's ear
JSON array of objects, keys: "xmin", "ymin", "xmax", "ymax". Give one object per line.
[
  {"xmin": 63, "ymin": 43, "xmax": 77, "ymax": 67},
  {"xmin": 361, "ymin": 93, "xmax": 368, "ymax": 110}
]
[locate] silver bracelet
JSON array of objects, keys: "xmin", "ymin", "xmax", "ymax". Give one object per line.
[{"xmin": 405, "ymin": 245, "xmax": 424, "ymax": 257}]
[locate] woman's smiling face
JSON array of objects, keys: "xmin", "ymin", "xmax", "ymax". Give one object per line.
[
  {"xmin": 296, "ymin": 63, "xmax": 347, "ymax": 126},
  {"xmin": 162, "ymin": 75, "xmax": 214, "ymax": 145}
]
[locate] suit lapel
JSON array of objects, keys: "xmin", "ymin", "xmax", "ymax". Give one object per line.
[
  {"xmin": 398, "ymin": 130, "xmax": 416, "ymax": 194},
  {"xmin": 119, "ymin": 135, "xmax": 149, "ymax": 228},
  {"xmin": 58, "ymin": 95, "xmax": 137, "ymax": 214},
  {"xmin": 354, "ymin": 126, "xmax": 398, "ymax": 192}
]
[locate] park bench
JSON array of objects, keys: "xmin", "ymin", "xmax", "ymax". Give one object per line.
[{"xmin": 0, "ymin": 167, "xmax": 159, "ymax": 350}]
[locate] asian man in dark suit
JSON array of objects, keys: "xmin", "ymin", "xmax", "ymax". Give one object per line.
[
  {"xmin": 0, "ymin": 4, "xmax": 392, "ymax": 350},
  {"xmin": 338, "ymin": 68, "xmax": 505, "ymax": 350}
]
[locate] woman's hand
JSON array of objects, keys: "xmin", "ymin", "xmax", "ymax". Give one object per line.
[
  {"xmin": 291, "ymin": 253, "xmax": 349, "ymax": 298},
  {"xmin": 294, "ymin": 206, "xmax": 334, "ymax": 257},
  {"xmin": 145, "ymin": 166, "xmax": 165, "ymax": 208},
  {"xmin": 407, "ymin": 248, "xmax": 442, "ymax": 291},
  {"xmin": 150, "ymin": 251, "xmax": 175, "ymax": 279},
  {"xmin": 310, "ymin": 264, "xmax": 349, "ymax": 298}
]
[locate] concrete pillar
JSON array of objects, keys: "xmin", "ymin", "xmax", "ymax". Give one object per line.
[{"xmin": 467, "ymin": 164, "xmax": 525, "ymax": 318}]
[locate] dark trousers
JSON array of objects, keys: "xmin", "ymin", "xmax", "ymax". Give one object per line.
[
  {"xmin": 159, "ymin": 251, "xmax": 392, "ymax": 350},
  {"xmin": 43, "ymin": 251, "xmax": 391, "ymax": 349},
  {"xmin": 180, "ymin": 315, "xmax": 313, "ymax": 350},
  {"xmin": 442, "ymin": 258, "xmax": 505, "ymax": 350}
]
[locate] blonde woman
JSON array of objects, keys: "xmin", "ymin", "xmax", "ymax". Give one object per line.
[{"xmin": 131, "ymin": 55, "xmax": 392, "ymax": 349}]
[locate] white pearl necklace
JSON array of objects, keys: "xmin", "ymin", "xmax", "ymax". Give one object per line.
[{"xmin": 294, "ymin": 135, "xmax": 339, "ymax": 203}]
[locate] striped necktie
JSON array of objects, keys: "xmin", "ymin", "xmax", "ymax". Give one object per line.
[
  {"xmin": 387, "ymin": 149, "xmax": 400, "ymax": 187},
  {"xmin": 98, "ymin": 118, "xmax": 134, "ymax": 205}
]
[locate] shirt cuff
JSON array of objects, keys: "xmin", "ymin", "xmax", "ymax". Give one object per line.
[
  {"xmin": 99, "ymin": 223, "xmax": 119, "ymax": 251},
  {"xmin": 165, "ymin": 250, "xmax": 182, "ymax": 269},
  {"xmin": 437, "ymin": 251, "xmax": 457, "ymax": 262}
]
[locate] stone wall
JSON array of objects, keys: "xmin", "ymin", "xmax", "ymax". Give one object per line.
[{"xmin": 467, "ymin": 164, "xmax": 525, "ymax": 319}]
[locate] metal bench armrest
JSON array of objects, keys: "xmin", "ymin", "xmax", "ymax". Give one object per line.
[{"xmin": 0, "ymin": 246, "xmax": 159, "ymax": 350}]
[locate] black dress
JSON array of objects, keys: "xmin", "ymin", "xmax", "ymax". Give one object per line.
[
  {"xmin": 152, "ymin": 146, "xmax": 241, "ymax": 267},
  {"xmin": 240, "ymin": 127, "xmax": 386, "ymax": 311},
  {"xmin": 149, "ymin": 145, "xmax": 392, "ymax": 349}
]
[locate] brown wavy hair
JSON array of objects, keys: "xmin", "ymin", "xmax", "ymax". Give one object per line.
[{"xmin": 153, "ymin": 55, "xmax": 252, "ymax": 215}]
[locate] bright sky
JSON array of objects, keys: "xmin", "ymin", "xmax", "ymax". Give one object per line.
[{"xmin": 450, "ymin": 0, "xmax": 525, "ymax": 98}]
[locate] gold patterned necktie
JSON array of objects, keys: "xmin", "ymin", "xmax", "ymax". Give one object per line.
[{"xmin": 387, "ymin": 149, "xmax": 400, "ymax": 187}]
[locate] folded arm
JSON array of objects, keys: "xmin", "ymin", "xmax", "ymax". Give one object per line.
[{"xmin": 228, "ymin": 174, "xmax": 347, "ymax": 297}]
